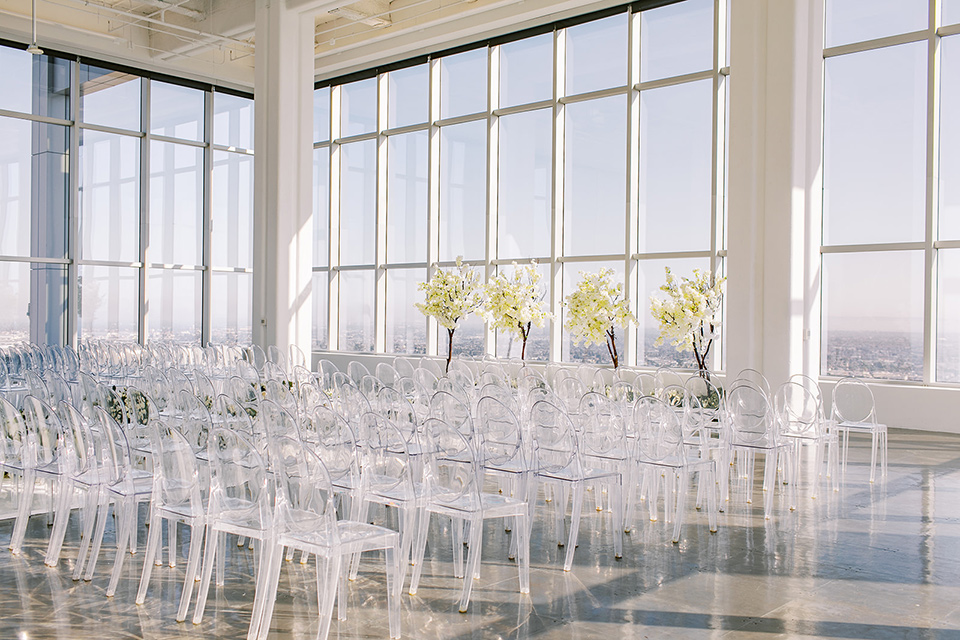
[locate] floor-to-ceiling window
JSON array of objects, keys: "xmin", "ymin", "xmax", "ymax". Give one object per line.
[
  {"xmin": 822, "ymin": 0, "xmax": 960, "ymax": 382},
  {"xmin": 0, "ymin": 43, "xmax": 254, "ymax": 347},
  {"xmin": 313, "ymin": 0, "xmax": 728, "ymax": 368}
]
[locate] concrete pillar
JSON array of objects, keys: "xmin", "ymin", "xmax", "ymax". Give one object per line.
[
  {"xmin": 725, "ymin": 0, "xmax": 824, "ymax": 386},
  {"xmin": 252, "ymin": 0, "xmax": 315, "ymax": 357}
]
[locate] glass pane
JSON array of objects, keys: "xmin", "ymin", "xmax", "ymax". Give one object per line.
[
  {"xmin": 639, "ymin": 80, "xmax": 712, "ymax": 253},
  {"xmin": 940, "ymin": 37, "xmax": 960, "ymax": 240},
  {"xmin": 388, "ymin": 64, "xmax": 429, "ymax": 128},
  {"xmin": 313, "ymin": 272, "xmax": 329, "ymax": 351},
  {"xmin": 500, "ymin": 34, "xmax": 553, "ymax": 108},
  {"xmin": 562, "ymin": 261, "xmax": 625, "ymax": 364},
  {"xmin": 495, "ymin": 262, "xmax": 550, "ymax": 361},
  {"xmin": 341, "ymin": 78, "xmax": 377, "ymax": 137},
  {"xmin": 314, "ymin": 87, "xmax": 330, "ymax": 143},
  {"xmin": 213, "ymin": 92, "xmax": 254, "ymax": 150},
  {"xmin": 498, "ymin": 109, "xmax": 552, "ymax": 260},
  {"xmin": 80, "ymin": 130, "xmax": 140, "ymax": 262},
  {"xmin": 149, "ymin": 269, "xmax": 201, "ymax": 344},
  {"xmin": 938, "ymin": 250, "xmax": 960, "ymax": 382},
  {"xmin": 823, "ymin": 43, "xmax": 926, "ymax": 245},
  {"xmin": 946, "ymin": 0, "xmax": 960, "ymax": 26},
  {"xmin": 339, "ymin": 270, "xmax": 374, "ymax": 352},
  {"xmin": 150, "ymin": 142, "xmax": 203, "ymax": 266},
  {"xmin": 386, "ymin": 268, "xmax": 427, "ymax": 354},
  {"xmin": 0, "ymin": 262, "xmax": 29, "ymax": 346},
  {"xmin": 387, "ymin": 131, "xmax": 428, "ymax": 264},
  {"xmin": 565, "ymin": 14, "xmax": 628, "ymax": 96},
  {"xmin": 80, "ymin": 64, "xmax": 141, "ymax": 131},
  {"xmin": 637, "ymin": 257, "xmax": 710, "ymax": 368},
  {"xmin": 821, "ymin": 251, "xmax": 923, "ymax": 381},
  {"xmin": 32, "ymin": 264, "xmax": 69, "ymax": 345},
  {"xmin": 564, "ymin": 95, "xmax": 627, "ymax": 256},
  {"xmin": 0, "ymin": 117, "xmax": 69, "ymax": 259},
  {"xmin": 440, "ymin": 49, "xmax": 487, "ymax": 119},
  {"xmin": 339, "ymin": 139, "xmax": 377, "ymax": 265},
  {"xmin": 438, "ymin": 314, "xmax": 485, "ymax": 359},
  {"xmin": 79, "ymin": 265, "xmax": 139, "ymax": 341},
  {"xmin": 151, "ymin": 81, "xmax": 204, "ymax": 141},
  {"xmin": 212, "ymin": 150, "xmax": 253, "ymax": 269},
  {"xmin": 211, "ymin": 271, "xmax": 252, "ymax": 346},
  {"xmin": 439, "ymin": 120, "xmax": 487, "ymax": 262},
  {"xmin": 825, "ymin": 0, "xmax": 927, "ymax": 48},
  {"xmin": 640, "ymin": 0, "xmax": 714, "ymax": 83},
  {"xmin": 0, "ymin": 48, "xmax": 70, "ymax": 119},
  {"xmin": 313, "ymin": 147, "xmax": 330, "ymax": 268}
]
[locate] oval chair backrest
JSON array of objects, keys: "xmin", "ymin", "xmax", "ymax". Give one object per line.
[
  {"xmin": 271, "ymin": 435, "xmax": 339, "ymax": 544},
  {"xmin": 477, "ymin": 383, "xmax": 520, "ymax": 415},
  {"xmin": 578, "ymin": 391, "xmax": 627, "ymax": 458},
  {"xmin": 422, "ymin": 418, "xmax": 481, "ymax": 510},
  {"xmin": 359, "ymin": 413, "xmax": 416, "ymax": 497},
  {"xmin": 529, "ymin": 400, "xmax": 580, "ymax": 478},
  {"xmin": 0, "ymin": 396, "xmax": 28, "ymax": 467},
  {"xmin": 150, "ymin": 421, "xmax": 203, "ymax": 513},
  {"xmin": 555, "ymin": 376, "xmax": 586, "ymax": 414},
  {"xmin": 775, "ymin": 381, "xmax": 822, "ymax": 438},
  {"xmin": 346, "ymin": 361, "xmax": 371, "ymax": 385},
  {"xmin": 305, "ymin": 405, "xmax": 359, "ymax": 490},
  {"xmin": 831, "ymin": 377, "xmax": 877, "ymax": 426},
  {"xmin": 633, "ymin": 396, "xmax": 683, "ymax": 462},
  {"xmin": 375, "ymin": 362, "xmax": 400, "ymax": 388},
  {"xmin": 430, "ymin": 390, "xmax": 474, "ymax": 441},
  {"xmin": 724, "ymin": 384, "xmax": 775, "ymax": 445},
  {"xmin": 22, "ymin": 395, "xmax": 70, "ymax": 470},
  {"xmin": 207, "ymin": 427, "xmax": 271, "ymax": 529},
  {"xmin": 475, "ymin": 396, "xmax": 525, "ymax": 470},
  {"xmin": 734, "ymin": 368, "xmax": 771, "ymax": 399}
]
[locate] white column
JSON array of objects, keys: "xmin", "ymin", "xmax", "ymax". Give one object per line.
[
  {"xmin": 725, "ymin": 0, "xmax": 823, "ymax": 386},
  {"xmin": 253, "ymin": 0, "xmax": 315, "ymax": 357}
]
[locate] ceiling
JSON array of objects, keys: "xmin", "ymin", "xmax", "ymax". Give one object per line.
[{"xmin": 0, "ymin": 0, "xmax": 627, "ymax": 90}]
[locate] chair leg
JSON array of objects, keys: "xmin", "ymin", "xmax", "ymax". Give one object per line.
[
  {"xmin": 458, "ymin": 518, "xmax": 483, "ymax": 612},
  {"xmin": 563, "ymin": 484, "xmax": 583, "ymax": 572},
  {"xmin": 672, "ymin": 470, "xmax": 688, "ymax": 544},
  {"xmin": 705, "ymin": 464, "xmax": 718, "ymax": 533},
  {"xmin": 177, "ymin": 522, "xmax": 203, "ymax": 623},
  {"xmin": 9, "ymin": 470, "xmax": 37, "ymax": 555},
  {"xmin": 192, "ymin": 526, "xmax": 218, "ymax": 624},
  {"xmin": 316, "ymin": 554, "xmax": 341, "ymax": 640},
  {"xmin": 385, "ymin": 542, "xmax": 401, "ymax": 639},
  {"xmin": 762, "ymin": 452, "xmax": 777, "ymax": 519},
  {"xmin": 106, "ymin": 501, "xmax": 131, "ymax": 597},
  {"xmin": 45, "ymin": 481, "xmax": 75, "ymax": 567},
  {"xmin": 86, "ymin": 495, "xmax": 111, "ymax": 582},
  {"xmin": 135, "ymin": 514, "xmax": 163, "ymax": 605},
  {"xmin": 408, "ymin": 508, "xmax": 431, "ymax": 596}
]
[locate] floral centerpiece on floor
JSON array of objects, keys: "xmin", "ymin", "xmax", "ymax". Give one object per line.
[
  {"xmin": 482, "ymin": 262, "xmax": 552, "ymax": 361},
  {"xmin": 564, "ymin": 268, "xmax": 636, "ymax": 369},
  {"xmin": 649, "ymin": 267, "xmax": 725, "ymax": 380},
  {"xmin": 416, "ymin": 256, "xmax": 484, "ymax": 373}
]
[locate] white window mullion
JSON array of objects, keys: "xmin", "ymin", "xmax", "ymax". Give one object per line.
[
  {"xmin": 375, "ymin": 72, "xmax": 389, "ymax": 353},
  {"xmin": 139, "ymin": 77, "xmax": 151, "ymax": 344},
  {"xmin": 426, "ymin": 58, "xmax": 442, "ymax": 357},
  {"xmin": 550, "ymin": 28, "xmax": 566, "ymax": 364},
  {"xmin": 486, "ymin": 45, "xmax": 500, "ymax": 356},
  {"xmin": 710, "ymin": 0, "xmax": 728, "ymax": 373},
  {"xmin": 923, "ymin": 0, "xmax": 942, "ymax": 383},
  {"xmin": 329, "ymin": 86, "xmax": 342, "ymax": 351},
  {"xmin": 624, "ymin": 8, "xmax": 641, "ymax": 368}
]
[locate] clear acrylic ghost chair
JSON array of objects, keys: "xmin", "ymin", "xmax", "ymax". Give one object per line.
[
  {"xmin": 44, "ymin": 401, "xmax": 102, "ymax": 569},
  {"xmin": 774, "ymin": 381, "xmax": 839, "ymax": 499},
  {"xmin": 720, "ymin": 385, "xmax": 796, "ymax": 519},
  {"xmin": 192, "ymin": 428, "xmax": 274, "ymax": 634},
  {"xmin": 632, "ymin": 373, "xmax": 657, "ymax": 399},
  {"xmin": 330, "ymin": 378, "xmax": 371, "ymax": 429},
  {"xmin": 413, "ymin": 367, "xmax": 439, "ymax": 395},
  {"xmin": 409, "ymin": 418, "xmax": 530, "ymax": 613},
  {"xmin": 789, "ymin": 373, "xmax": 823, "ymax": 409},
  {"xmin": 316, "ymin": 358, "xmax": 340, "ymax": 390},
  {"xmin": 395, "ymin": 377, "xmax": 431, "ymax": 423},
  {"xmin": 352, "ymin": 413, "xmax": 421, "ymax": 587},
  {"xmin": 266, "ymin": 344, "xmax": 287, "ymax": 373},
  {"xmin": 360, "ymin": 374, "xmax": 385, "ymax": 399},
  {"xmin": 83, "ymin": 407, "xmax": 154, "ymax": 595},
  {"xmin": 631, "ymin": 396, "xmax": 718, "ymax": 542},
  {"xmin": 264, "ymin": 378, "xmax": 299, "ymax": 415},
  {"xmin": 302, "ymin": 405, "xmax": 363, "ymax": 523},
  {"xmin": 255, "ymin": 436, "xmax": 401, "ymax": 640},
  {"xmin": 288, "ymin": 343, "xmax": 309, "ymax": 371},
  {"xmin": 435, "ymin": 376, "xmax": 473, "ymax": 408},
  {"xmin": 830, "ymin": 376, "xmax": 887, "ymax": 483},
  {"xmin": 261, "ymin": 360, "xmax": 288, "ymax": 383},
  {"xmin": 475, "ymin": 396, "xmax": 531, "ymax": 560},
  {"xmin": 577, "ymin": 392, "xmax": 630, "ymax": 544},
  {"xmin": 0, "ymin": 397, "xmax": 33, "ymax": 553},
  {"xmin": 9, "ymin": 396, "xmax": 71, "ymax": 556},
  {"xmin": 418, "ymin": 357, "xmax": 444, "ymax": 379},
  {"xmin": 135, "ymin": 421, "xmax": 206, "ymax": 622},
  {"xmin": 529, "ymin": 400, "xmax": 623, "ymax": 571},
  {"xmin": 477, "ymin": 382, "xmax": 521, "ymax": 416}
]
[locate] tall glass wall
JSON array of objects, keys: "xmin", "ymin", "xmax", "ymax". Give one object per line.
[
  {"xmin": 313, "ymin": 0, "xmax": 727, "ymax": 367},
  {"xmin": 822, "ymin": 0, "xmax": 960, "ymax": 382},
  {"xmin": 0, "ymin": 44, "xmax": 254, "ymax": 347}
]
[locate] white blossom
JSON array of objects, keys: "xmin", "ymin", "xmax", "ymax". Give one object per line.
[
  {"xmin": 564, "ymin": 269, "xmax": 636, "ymax": 368},
  {"xmin": 649, "ymin": 267, "xmax": 725, "ymax": 374}
]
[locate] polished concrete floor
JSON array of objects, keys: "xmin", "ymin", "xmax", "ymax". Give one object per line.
[{"xmin": 1, "ymin": 429, "xmax": 959, "ymax": 639}]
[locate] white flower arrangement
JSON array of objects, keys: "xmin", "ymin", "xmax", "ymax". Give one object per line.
[
  {"xmin": 649, "ymin": 267, "xmax": 725, "ymax": 379},
  {"xmin": 563, "ymin": 268, "xmax": 636, "ymax": 369},
  {"xmin": 416, "ymin": 256, "xmax": 484, "ymax": 372},
  {"xmin": 482, "ymin": 262, "xmax": 552, "ymax": 361}
]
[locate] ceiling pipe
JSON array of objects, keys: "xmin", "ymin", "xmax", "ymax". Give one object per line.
[{"xmin": 26, "ymin": 0, "xmax": 43, "ymax": 54}]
